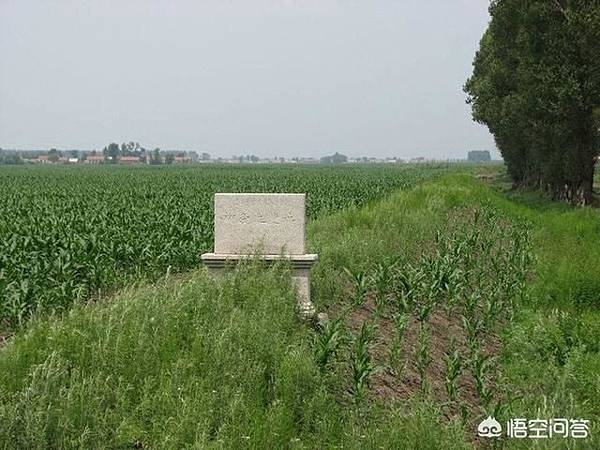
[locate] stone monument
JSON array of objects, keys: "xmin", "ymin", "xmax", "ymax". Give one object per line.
[{"xmin": 201, "ymin": 193, "xmax": 318, "ymax": 317}]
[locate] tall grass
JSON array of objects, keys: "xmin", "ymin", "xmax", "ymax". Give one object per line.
[{"xmin": 0, "ymin": 264, "xmax": 332, "ymax": 448}]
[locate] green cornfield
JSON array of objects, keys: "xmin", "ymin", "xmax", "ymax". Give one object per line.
[{"xmin": 0, "ymin": 164, "xmax": 445, "ymax": 328}]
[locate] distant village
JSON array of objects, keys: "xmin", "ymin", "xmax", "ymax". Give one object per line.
[{"xmin": 0, "ymin": 143, "xmax": 492, "ymax": 165}]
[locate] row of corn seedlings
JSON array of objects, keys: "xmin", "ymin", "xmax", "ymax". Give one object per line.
[
  {"xmin": 336, "ymin": 206, "xmax": 533, "ymax": 409},
  {"xmin": 313, "ymin": 315, "xmax": 378, "ymax": 403}
]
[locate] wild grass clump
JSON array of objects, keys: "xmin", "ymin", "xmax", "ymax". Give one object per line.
[{"xmin": 0, "ymin": 264, "xmax": 335, "ymax": 448}]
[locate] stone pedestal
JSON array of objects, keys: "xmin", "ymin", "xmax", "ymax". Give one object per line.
[
  {"xmin": 200, "ymin": 253, "xmax": 318, "ymax": 317},
  {"xmin": 201, "ymin": 193, "xmax": 318, "ymax": 318}
]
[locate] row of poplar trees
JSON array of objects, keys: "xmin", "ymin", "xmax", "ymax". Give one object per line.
[{"xmin": 465, "ymin": 0, "xmax": 600, "ymax": 205}]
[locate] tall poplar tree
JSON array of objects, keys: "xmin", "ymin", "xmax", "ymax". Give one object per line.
[{"xmin": 465, "ymin": 0, "xmax": 600, "ymax": 204}]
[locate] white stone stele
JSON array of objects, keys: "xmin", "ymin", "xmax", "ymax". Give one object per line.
[
  {"xmin": 213, "ymin": 193, "xmax": 306, "ymax": 255},
  {"xmin": 201, "ymin": 193, "xmax": 318, "ymax": 318}
]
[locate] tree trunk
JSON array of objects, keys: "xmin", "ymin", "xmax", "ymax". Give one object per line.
[
  {"xmin": 551, "ymin": 159, "xmax": 595, "ymax": 205},
  {"xmin": 577, "ymin": 158, "xmax": 595, "ymax": 205}
]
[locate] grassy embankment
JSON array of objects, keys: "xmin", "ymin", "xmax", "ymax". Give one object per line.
[{"xmin": 1, "ymin": 172, "xmax": 599, "ymax": 449}]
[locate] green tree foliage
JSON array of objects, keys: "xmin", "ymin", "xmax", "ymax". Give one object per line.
[
  {"xmin": 465, "ymin": 0, "xmax": 600, "ymax": 204},
  {"xmin": 47, "ymin": 148, "xmax": 60, "ymax": 163},
  {"xmin": 150, "ymin": 147, "xmax": 162, "ymax": 165},
  {"xmin": 102, "ymin": 143, "xmax": 120, "ymax": 163},
  {"xmin": 0, "ymin": 153, "xmax": 23, "ymax": 165},
  {"xmin": 320, "ymin": 152, "xmax": 348, "ymax": 164}
]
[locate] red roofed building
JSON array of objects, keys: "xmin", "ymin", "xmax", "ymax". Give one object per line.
[
  {"xmin": 119, "ymin": 156, "xmax": 141, "ymax": 165},
  {"xmin": 85, "ymin": 155, "xmax": 105, "ymax": 164}
]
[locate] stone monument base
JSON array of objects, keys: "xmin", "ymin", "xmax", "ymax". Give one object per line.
[{"xmin": 201, "ymin": 253, "xmax": 318, "ymax": 318}]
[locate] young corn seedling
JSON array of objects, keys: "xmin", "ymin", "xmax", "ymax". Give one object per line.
[
  {"xmin": 482, "ymin": 285, "xmax": 502, "ymax": 329},
  {"xmin": 463, "ymin": 291, "xmax": 480, "ymax": 319},
  {"xmin": 4, "ymin": 281, "xmax": 30, "ymax": 328},
  {"xmin": 314, "ymin": 317, "xmax": 346, "ymax": 372},
  {"xmin": 350, "ymin": 321, "xmax": 377, "ymax": 401},
  {"xmin": 484, "ymin": 399, "xmax": 513, "ymax": 424},
  {"xmin": 461, "ymin": 313, "xmax": 482, "ymax": 358},
  {"xmin": 472, "ymin": 351, "xmax": 494, "ymax": 407},
  {"xmin": 392, "ymin": 264, "xmax": 421, "ymax": 314},
  {"xmin": 444, "ymin": 339, "xmax": 463, "ymax": 404},
  {"xmin": 416, "ymin": 323, "xmax": 432, "ymax": 394},
  {"xmin": 343, "ymin": 267, "xmax": 369, "ymax": 308},
  {"xmin": 388, "ymin": 312, "xmax": 409, "ymax": 377},
  {"xmin": 416, "ymin": 298, "xmax": 434, "ymax": 325},
  {"xmin": 371, "ymin": 262, "xmax": 393, "ymax": 311}
]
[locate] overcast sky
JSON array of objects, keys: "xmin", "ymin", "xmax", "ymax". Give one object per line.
[{"xmin": 0, "ymin": 0, "xmax": 496, "ymax": 159}]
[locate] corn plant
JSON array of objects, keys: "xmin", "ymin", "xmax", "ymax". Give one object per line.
[
  {"xmin": 472, "ymin": 351, "xmax": 494, "ymax": 407},
  {"xmin": 416, "ymin": 323, "xmax": 432, "ymax": 394},
  {"xmin": 461, "ymin": 314, "xmax": 482, "ymax": 358},
  {"xmin": 343, "ymin": 267, "xmax": 369, "ymax": 307},
  {"xmin": 371, "ymin": 260, "xmax": 394, "ymax": 308},
  {"xmin": 3, "ymin": 281, "xmax": 30, "ymax": 327},
  {"xmin": 482, "ymin": 285, "xmax": 502, "ymax": 328},
  {"xmin": 416, "ymin": 298, "xmax": 435, "ymax": 325},
  {"xmin": 463, "ymin": 291, "xmax": 480, "ymax": 319},
  {"xmin": 391, "ymin": 265, "xmax": 422, "ymax": 314},
  {"xmin": 350, "ymin": 321, "xmax": 377, "ymax": 400},
  {"xmin": 314, "ymin": 317, "xmax": 346, "ymax": 372},
  {"xmin": 388, "ymin": 312, "xmax": 409, "ymax": 377},
  {"xmin": 443, "ymin": 339, "xmax": 463, "ymax": 403}
]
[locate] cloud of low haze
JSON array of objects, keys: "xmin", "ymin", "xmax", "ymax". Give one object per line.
[{"xmin": 0, "ymin": 0, "xmax": 495, "ymax": 159}]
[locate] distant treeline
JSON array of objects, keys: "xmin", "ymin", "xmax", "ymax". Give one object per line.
[
  {"xmin": 465, "ymin": 0, "xmax": 600, "ymax": 205},
  {"xmin": 0, "ymin": 143, "xmax": 208, "ymax": 165},
  {"xmin": 0, "ymin": 151, "xmax": 23, "ymax": 165}
]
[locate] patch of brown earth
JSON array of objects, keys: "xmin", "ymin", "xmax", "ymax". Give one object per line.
[{"xmin": 476, "ymin": 173, "xmax": 498, "ymax": 184}]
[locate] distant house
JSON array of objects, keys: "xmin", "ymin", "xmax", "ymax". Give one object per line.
[
  {"xmin": 37, "ymin": 155, "xmax": 50, "ymax": 163},
  {"xmin": 119, "ymin": 156, "xmax": 141, "ymax": 165},
  {"xmin": 68, "ymin": 157, "xmax": 79, "ymax": 164},
  {"xmin": 174, "ymin": 156, "xmax": 191, "ymax": 164},
  {"xmin": 299, "ymin": 157, "xmax": 319, "ymax": 164},
  {"xmin": 467, "ymin": 150, "xmax": 491, "ymax": 162},
  {"xmin": 85, "ymin": 155, "xmax": 104, "ymax": 164}
]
